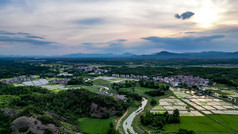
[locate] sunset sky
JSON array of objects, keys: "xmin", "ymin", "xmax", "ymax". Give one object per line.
[{"xmin": 0, "ymin": 0, "xmax": 238, "ymax": 55}]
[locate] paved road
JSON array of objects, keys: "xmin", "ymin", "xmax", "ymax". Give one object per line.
[{"xmin": 123, "ymin": 98, "xmax": 148, "ymax": 134}]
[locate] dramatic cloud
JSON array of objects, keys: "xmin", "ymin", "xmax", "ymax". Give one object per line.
[
  {"xmin": 142, "ymin": 35, "xmax": 224, "ymax": 43},
  {"xmin": 0, "ymin": 31, "xmax": 54, "ymax": 46},
  {"xmin": 17, "ymin": 32, "xmax": 30, "ymax": 36},
  {"xmin": 0, "ymin": 31, "xmax": 16, "ymax": 35},
  {"xmin": 141, "ymin": 35, "xmax": 225, "ymax": 51},
  {"xmin": 0, "ymin": 0, "xmax": 237, "ymax": 55},
  {"xmin": 0, "ymin": 36, "xmax": 53, "ymax": 46},
  {"xmin": 25, "ymin": 35, "xmax": 45, "ymax": 39},
  {"xmin": 175, "ymin": 11, "xmax": 195, "ymax": 20}
]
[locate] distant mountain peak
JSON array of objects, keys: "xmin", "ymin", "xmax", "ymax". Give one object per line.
[
  {"xmin": 122, "ymin": 52, "xmax": 135, "ymax": 56},
  {"xmin": 155, "ymin": 51, "xmax": 177, "ymax": 55}
]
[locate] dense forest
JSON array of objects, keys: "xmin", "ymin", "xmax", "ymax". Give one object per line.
[
  {"xmin": 141, "ymin": 110, "xmax": 180, "ymax": 129},
  {"xmin": 0, "ymin": 82, "xmax": 125, "ymax": 133},
  {"xmin": 0, "ymin": 59, "xmax": 56, "ymax": 79},
  {"xmin": 0, "ymin": 82, "xmax": 125, "ymax": 119}
]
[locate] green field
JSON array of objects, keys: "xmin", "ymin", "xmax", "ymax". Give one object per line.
[
  {"xmin": 66, "ymin": 85, "xmax": 101, "ymax": 93},
  {"xmin": 41, "ymin": 84, "xmax": 65, "ymax": 90},
  {"xmin": 93, "ymin": 79, "xmax": 109, "ymax": 85},
  {"xmin": 80, "ymin": 85, "xmax": 101, "ymax": 93},
  {"xmin": 174, "ymin": 91, "xmax": 191, "ymax": 98},
  {"xmin": 78, "ymin": 118, "xmax": 113, "ymax": 134},
  {"xmin": 215, "ymin": 90, "xmax": 234, "ymax": 96},
  {"xmin": 152, "ymin": 105, "xmax": 165, "ymax": 111},
  {"xmin": 122, "ymin": 86, "xmax": 154, "ymax": 95},
  {"xmin": 210, "ymin": 115, "xmax": 238, "ymax": 132},
  {"xmin": 164, "ymin": 116, "xmax": 231, "ymax": 134}
]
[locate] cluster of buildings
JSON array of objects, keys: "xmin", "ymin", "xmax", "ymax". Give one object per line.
[
  {"xmin": 73, "ymin": 66, "xmax": 110, "ymax": 75},
  {"xmin": 112, "ymin": 74, "xmax": 209, "ymax": 89},
  {"xmin": 0, "ymin": 76, "xmax": 33, "ymax": 83},
  {"xmin": 16, "ymin": 79, "xmax": 49, "ymax": 86},
  {"xmin": 57, "ymin": 72, "xmax": 73, "ymax": 77},
  {"xmin": 153, "ymin": 75, "xmax": 210, "ymax": 88},
  {"xmin": 51, "ymin": 79, "xmax": 70, "ymax": 84},
  {"xmin": 97, "ymin": 87, "xmax": 126, "ymax": 100},
  {"xmin": 112, "ymin": 74, "xmax": 149, "ymax": 80}
]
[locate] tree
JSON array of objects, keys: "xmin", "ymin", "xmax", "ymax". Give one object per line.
[
  {"xmin": 150, "ymin": 99, "xmax": 157, "ymax": 106},
  {"xmin": 177, "ymin": 129, "xmax": 195, "ymax": 134}
]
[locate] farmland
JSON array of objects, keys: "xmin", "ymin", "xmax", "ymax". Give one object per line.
[
  {"xmin": 210, "ymin": 115, "xmax": 238, "ymax": 132},
  {"xmin": 148, "ymin": 88, "xmax": 238, "ymax": 133},
  {"xmin": 164, "ymin": 116, "xmax": 231, "ymax": 133}
]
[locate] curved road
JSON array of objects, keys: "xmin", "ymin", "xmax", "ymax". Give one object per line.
[{"xmin": 123, "ymin": 98, "xmax": 148, "ymax": 134}]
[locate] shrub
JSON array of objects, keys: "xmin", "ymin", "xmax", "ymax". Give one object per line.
[
  {"xmin": 44, "ymin": 128, "xmax": 53, "ymax": 134},
  {"xmin": 18, "ymin": 126, "xmax": 29, "ymax": 133},
  {"xmin": 37, "ymin": 114, "xmax": 60, "ymax": 127}
]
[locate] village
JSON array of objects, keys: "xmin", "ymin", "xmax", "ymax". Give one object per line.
[
  {"xmin": 1, "ymin": 66, "xmax": 238, "ymax": 106},
  {"xmin": 112, "ymin": 74, "xmax": 210, "ymax": 88}
]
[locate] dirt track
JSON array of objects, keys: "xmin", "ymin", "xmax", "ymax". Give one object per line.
[{"xmin": 116, "ymin": 110, "xmax": 128, "ymax": 130}]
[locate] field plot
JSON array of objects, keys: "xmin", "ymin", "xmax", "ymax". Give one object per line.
[
  {"xmin": 210, "ymin": 115, "xmax": 238, "ymax": 132},
  {"xmin": 173, "ymin": 91, "xmax": 191, "ymax": 98},
  {"xmin": 182, "ymin": 97, "xmax": 238, "ymax": 115},
  {"xmin": 66, "ymin": 85, "xmax": 101, "ymax": 93},
  {"xmin": 78, "ymin": 118, "xmax": 113, "ymax": 134},
  {"xmin": 151, "ymin": 97, "xmax": 202, "ymax": 116},
  {"xmin": 164, "ymin": 116, "xmax": 231, "ymax": 133},
  {"xmin": 41, "ymin": 84, "xmax": 65, "ymax": 90}
]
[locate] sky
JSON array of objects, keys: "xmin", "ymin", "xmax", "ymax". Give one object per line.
[{"xmin": 0, "ymin": 0, "xmax": 238, "ymax": 55}]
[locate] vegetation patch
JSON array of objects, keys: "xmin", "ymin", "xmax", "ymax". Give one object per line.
[
  {"xmin": 78, "ymin": 118, "xmax": 113, "ymax": 134},
  {"xmin": 210, "ymin": 115, "xmax": 238, "ymax": 132},
  {"xmin": 164, "ymin": 116, "xmax": 231, "ymax": 133},
  {"xmin": 18, "ymin": 126, "xmax": 29, "ymax": 133}
]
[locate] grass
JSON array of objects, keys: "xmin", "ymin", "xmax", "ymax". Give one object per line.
[
  {"xmin": 61, "ymin": 122, "xmax": 77, "ymax": 132},
  {"xmin": 80, "ymin": 85, "xmax": 101, "ymax": 93},
  {"xmin": 66, "ymin": 85, "xmax": 101, "ymax": 93},
  {"xmin": 93, "ymin": 79, "xmax": 109, "ymax": 85},
  {"xmin": 174, "ymin": 91, "xmax": 190, "ymax": 98},
  {"xmin": 41, "ymin": 84, "xmax": 65, "ymax": 90},
  {"xmin": 152, "ymin": 106, "xmax": 165, "ymax": 111},
  {"xmin": 122, "ymin": 86, "xmax": 154, "ymax": 96},
  {"xmin": 210, "ymin": 115, "xmax": 238, "ymax": 132},
  {"xmin": 164, "ymin": 116, "xmax": 231, "ymax": 134},
  {"xmin": 200, "ymin": 101, "xmax": 208, "ymax": 106},
  {"xmin": 48, "ymin": 89, "xmax": 60, "ymax": 93},
  {"xmin": 66, "ymin": 85, "xmax": 81, "ymax": 88},
  {"xmin": 215, "ymin": 90, "xmax": 234, "ymax": 96},
  {"xmin": 78, "ymin": 118, "xmax": 113, "ymax": 134}
]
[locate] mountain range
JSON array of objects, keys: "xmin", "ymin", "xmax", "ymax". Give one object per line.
[
  {"xmin": 61, "ymin": 51, "xmax": 238, "ymax": 59},
  {"xmin": 0, "ymin": 51, "xmax": 238, "ymax": 59}
]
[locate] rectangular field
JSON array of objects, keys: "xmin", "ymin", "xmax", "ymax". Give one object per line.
[
  {"xmin": 164, "ymin": 116, "xmax": 231, "ymax": 133},
  {"xmin": 210, "ymin": 115, "xmax": 238, "ymax": 132},
  {"xmin": 78, "ymin": 118, "xmax": 113, "ymax": 134}
]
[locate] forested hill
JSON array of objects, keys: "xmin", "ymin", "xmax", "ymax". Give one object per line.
[{"xmin": 0, "ymin": 82, "xmax": 125, "ymax": 133}]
